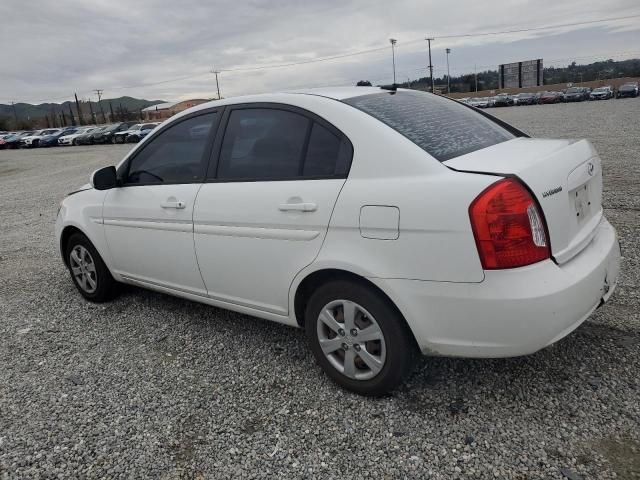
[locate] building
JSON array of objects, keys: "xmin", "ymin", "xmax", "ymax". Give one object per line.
[{"xmin": 142, "ymin": 99, "xmax": 210, "ymax": 120}]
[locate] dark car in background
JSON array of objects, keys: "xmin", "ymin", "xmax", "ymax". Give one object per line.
[
  {"xmin": 113, "ymin": 123, "xmax": 158, "ymax": 143},
  {"xmin": 590, "ymin": 86, "xmax": 614, "ymax": 100},
  {"xmin": 492, "ymin": 93, "xmax": 514, "ymax": 107},
  {"xmin": 94, "ymin": 122, "xmax": 139, "ymax": 144},
  {"xmin": 617, "ymin": 82, "xmax": 638, "ymax": 98},
  {"xmin": 515, "ymin": 92, "xmax": 537, "ymax": 105},
  {"xmin": 76, "ymin": 126, "xmax": 107, "ymax": 145},
  {"xmin": 538, "ymin": 91, "xmax": 564, "ymax": 104},
  {"xmin": 563, "ymin": 87, "xmax": 591, "ymax": 102},
  {"xmin": 125, "ymin": 123, "xmax": 160, "ymax": 143}
]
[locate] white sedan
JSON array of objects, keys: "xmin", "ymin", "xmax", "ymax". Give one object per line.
[
  {"xmin": 55, "ymin": 87, "xmax": 620, "ymax": 395},
  {"xmin": 20, "ymin": 128, "xmax": 62, "ymax": 147}
]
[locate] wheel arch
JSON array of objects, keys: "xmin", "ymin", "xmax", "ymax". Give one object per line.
[
  {"xmin": 291, "ymin": 267, "xmax": 419, "ymax": 349},
  {"xmin": 59, "ymin": 225, "xmax": 86, "ymax": 266}
]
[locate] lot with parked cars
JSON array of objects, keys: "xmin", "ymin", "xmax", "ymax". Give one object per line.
[
  {"xmin": 0, "ymin": 121, "xmax": 160, "ymax": 149},
  {"xmin": 460, "ymin": 81, "xmax": 639, "ymax": 108},
  {"xmin": 0, "ymin": 98, "xmax": 638, "ymax": 479}
]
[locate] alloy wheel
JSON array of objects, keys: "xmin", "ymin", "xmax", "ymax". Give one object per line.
[
  {"xmin": 316, "ymin": 299, "xmax": 386, "ymax": 380},
  {"xmin": 69, "ymin": 245, "xmax": 98, "ymax": 294}
]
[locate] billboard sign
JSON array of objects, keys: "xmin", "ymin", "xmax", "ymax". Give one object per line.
[{"xmin": 499, "ymin": 59, "xmax": 543, "ymax": 89}]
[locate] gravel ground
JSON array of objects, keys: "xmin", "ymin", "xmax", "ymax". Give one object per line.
[{"xmin": 1, "ymin": 99, "xmax": 639, "ymax": 479}]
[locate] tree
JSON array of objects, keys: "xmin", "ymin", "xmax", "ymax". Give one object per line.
[{"xmin": 356, "ymin": 80, "xmax": 372, "ymax": 86}]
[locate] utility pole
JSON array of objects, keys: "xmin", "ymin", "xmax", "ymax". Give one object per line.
[
  {"xmin": 389, "ymin": 38, "xmax": 397, "ymax": 85},
  {"xmin": 88, "ymin": 100, "xmax": 97, "ymax": 125},
  {"xmin": 211, "ymin": 66, "xmax": 221, "ymax": 99},
  {"xmin": 109, "ymin": 101, "xmax": 115, "ymax": 123},
  {"xmin": 474, "ymin": 64, "xmax": 478, "ymax": 92},
  {"xmin": 426, "ymin": 38, "xmax": 434, "ymax": 93},
  {"xmin": 74, "ymin": 93, "xmax": 84, "ymax": 126},
  {"xmin": 94, "ymin": 89, "xmax": 106, "ymax": 123},
  {"xmin": 445, "ymin": 48, "xmax": 451, "ymax": 94},
  {"xmin": 68, "ymin": 102, "xmax": 76, "ymax": 126}
]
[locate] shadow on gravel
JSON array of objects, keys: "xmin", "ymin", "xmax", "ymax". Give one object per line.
[{"xmin": 112, "ymin": 284, "xmax": 638, "ymax": 406}]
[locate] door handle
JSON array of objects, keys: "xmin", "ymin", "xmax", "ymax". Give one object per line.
[
  {"xmin": 278, "ymin": 202, "xmax": 317, "ymax": 212},
  {"xmin": 160, "ymin": 200, "xmax": 186, "ymax": 209}
]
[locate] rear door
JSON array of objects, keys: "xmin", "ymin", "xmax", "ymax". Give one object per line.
[
  {"xmin": 193, "ymin": 104, "xmax": 352, "ymax": 315},
  {"xmin": 103, "ymin": 110, "xmax": 219, "ymax": 294}
]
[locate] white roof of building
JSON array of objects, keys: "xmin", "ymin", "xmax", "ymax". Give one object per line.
[{"xmin": 141, "ymin": 101, "xmax": 178, "ymax": 112}]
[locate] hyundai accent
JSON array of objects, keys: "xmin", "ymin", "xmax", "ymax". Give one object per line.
[{"xmin": 55, "ymin": 87, "xmax": 620, "ymax": 395}]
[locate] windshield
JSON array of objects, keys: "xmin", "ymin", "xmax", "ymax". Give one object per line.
[
  {"xmin": 593, "ymin": 88, "xmax": 607, "ymax": 92},
  {"xmin": 343, "ymin": 91, "xmax": 516, "ymax": 162},
  {"xmin": 518, "ymin": 93, "xmax": 533, "ymax": 98},
  {"xmin": 566, "ymin": 88, "xmax": 582, "ymax": 93}
]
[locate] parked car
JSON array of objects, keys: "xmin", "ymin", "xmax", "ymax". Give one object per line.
[
  {"xmin": 20, "ymin": 129, "xmax": 62, "ymax": 148},
  {"xmin": 538, "ymin": 91, "xmax": 564, "ymax": 104},
  {"xmin": 113, "ymin": 123, "xmax": 159, "ymax": 143},
  {"xmin": 126, "ymin": 123, "xmax": 160, "ymax": 143},
  {"xmin": 468, "ymin": 97, "xmax": 490, "ymax": 108},
  {"xmin": 94, "ymin": 122, "xmax": 139, "ymax": 144},
  {"xmin": 563, "ymin": 87, "xmax": 591, "ymax": 102},
  {"xmin": 492, "ymin": 94, "xmax": 514, "ymax": 107},
  {"xmin": 76, "ymin": 126, "xmax": 107, "ymax": 145},
  {"xmin": 590, "ymin": 86, "xmax": 614, "ymax": 100},
  {"xmin": 58, "ymin": 127, "xmax": 98, "ymax": 146},
  {"xmin": 616, "ymin": 82, "xmax": 638, "ymax": 98},
  {"xmin": 514, "ymin": 92, "xmax": 537, "ymax": 105},
  {"xmin": 55, "ymin": 87, "xmax": 620, "ymax": 395},
  {"xmin": 40, "ymin": 128, "xmax": 80, "ymax": 147},
  {"xmin": 1, "ymin": 131, "xmax": 35, "ymax": 149}
]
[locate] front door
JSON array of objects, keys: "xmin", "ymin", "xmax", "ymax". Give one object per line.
[
  {"xmin": 103, "ymin": 111, "xmax": 219, "ymax": 294},
  {"xmin": 194, "ymin": 106, "xmax": 353, "ymax": 315}
]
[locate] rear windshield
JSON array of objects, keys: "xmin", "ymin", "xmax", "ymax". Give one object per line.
[{"xmin": 343, "ymin": 91, "xmax": 516, "ymax": 162}]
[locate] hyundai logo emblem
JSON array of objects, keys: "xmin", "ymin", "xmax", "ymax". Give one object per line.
[{"xmin": 587, "ymin": 162, "xmax": 595, "ymax": 176}]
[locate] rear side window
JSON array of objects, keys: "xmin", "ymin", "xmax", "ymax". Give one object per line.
[
  {"xmin": 216, "ymin": 108, "xmax": 352, "ymax": 180},
  {"xmin": 343, "ymin": 91, "xmax": 516, "ymax": 162},
  {"xmin": 303, "ymin": 123, "xmax": 352, "ymax": 177}
]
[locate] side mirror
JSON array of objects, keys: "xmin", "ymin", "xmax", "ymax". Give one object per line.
[{"xmin": 91, "ymin": 166, "xmax": 119, "ymax": 190}]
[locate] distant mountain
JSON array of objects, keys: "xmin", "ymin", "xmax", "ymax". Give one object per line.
[{"xmin": 0, "ymin": 96, "xmax": 165, "ymax": 129}]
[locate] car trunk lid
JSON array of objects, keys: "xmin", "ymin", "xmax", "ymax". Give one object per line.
[{"xmin": 445, "ymin": 137, "xmax": 603, "ymax": 264}]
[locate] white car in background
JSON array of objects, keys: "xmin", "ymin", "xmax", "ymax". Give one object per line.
[
  {"xmin": 58, "ymin": 127, "xmax": 98, "ymax": 146},
  {"xmin": 55, "ymin": 87, "xmax": 620, "ymax": 395},
  {"xmin": 20, "ymin": 129, "xmax": 61, "ymax": 148}
]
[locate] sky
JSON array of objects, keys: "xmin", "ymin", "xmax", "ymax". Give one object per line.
[{"xmin": 1, "ymin": 0, "xmax": 639, "ymax": 104}]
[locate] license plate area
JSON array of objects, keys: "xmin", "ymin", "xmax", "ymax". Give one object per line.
[{"xmin": 571, "ymin": 183, "xmax": 592, "ymax": 223}]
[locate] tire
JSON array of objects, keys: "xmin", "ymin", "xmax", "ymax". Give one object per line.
[
  {"xmin": 304, "ymin": 280, "xmax": 417, "ymax": 396},
  {"xmin": 72, "ymin": 139, "xmax": 78, "ymax": 146},
  {"xmin": 65, "ymin": 233, "xmax": 117, "ymax": 302}
]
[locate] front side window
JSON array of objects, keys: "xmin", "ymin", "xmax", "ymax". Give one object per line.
[
  {"xmin": 343, "ymin": 91, "xmax": 516, "ymax": 162},
  {"xmin": 124, "ymin": 112, "xmax": 217, "ymax": 185}
]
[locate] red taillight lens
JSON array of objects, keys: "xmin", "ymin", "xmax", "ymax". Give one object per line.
[{"xmin": 469, "ymin": 178, "xmax": 550, "ymax": 269}]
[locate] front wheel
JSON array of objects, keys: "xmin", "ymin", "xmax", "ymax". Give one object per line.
[
  {"xmin": 65, "ymin": 233, "xmax": 117, "ymax": 302},
  {"xmin": 305, "ymin": 280, "xmax": 416, "ymax": 396}
]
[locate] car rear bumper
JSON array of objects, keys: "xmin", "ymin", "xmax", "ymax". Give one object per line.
[{"xmin": 374, "ymin": 217, "xmax": 620, "ymax": 358}]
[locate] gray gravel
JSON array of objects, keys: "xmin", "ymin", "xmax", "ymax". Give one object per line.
[{"xmin": 1, "ymin": 98, "xmax": 639, "ymax": 479}]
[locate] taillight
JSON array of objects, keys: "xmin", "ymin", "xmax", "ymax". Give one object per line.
[{"xmin": 469, "ymin": 178, "xmax": 550, "ymax": 269}]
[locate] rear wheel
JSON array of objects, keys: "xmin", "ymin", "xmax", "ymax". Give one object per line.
[
  {"xmin": 65, "ymin": 233, "xmax": 117, "ymax": 302},
  {"xmin": 305, "ymin": 280, "xmax": 416, "ymax": 396}
]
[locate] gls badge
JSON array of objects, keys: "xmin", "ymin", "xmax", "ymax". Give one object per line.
[{"xmin": 542, "ymin": 186, "xmax": 563, "ymax": 198}]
